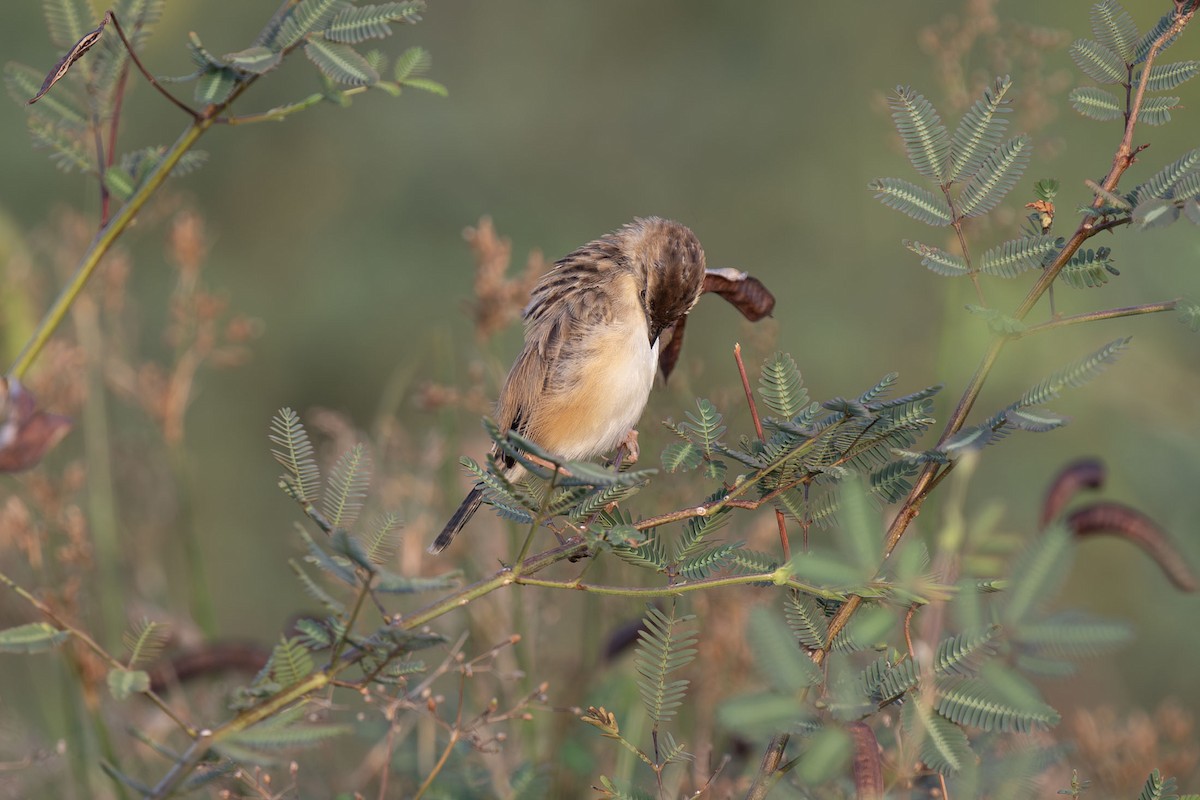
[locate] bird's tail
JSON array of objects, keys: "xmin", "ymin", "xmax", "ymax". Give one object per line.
[{"xmin": 429, "ymin": 485, "xmax": 484, "ymax": 554}]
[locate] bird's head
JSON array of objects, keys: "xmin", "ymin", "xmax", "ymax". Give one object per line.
[{"xmin": 621, "ymin": 217, "xmax": 706, "ymax": 344}]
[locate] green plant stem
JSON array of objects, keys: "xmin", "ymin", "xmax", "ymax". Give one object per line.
[
  {"xmin": 143, "ymin": 730, "xmax": 213, "ymax": 800},
  {"xmin": 514, "ymin": 571, "xmax": 844, "ymax": 600},
  {"xmin": 1017, "ymin": 299, "xmax": 1179, "ymax": 338},
  {"xmin": 8, "ymin": 62, "xmax": 262, "ymax": 380},
  {"xmin": 401, "ymin": 538, "xmax": 587, "ymax": 628},
  {"xmin": 218, "ymin": 85, "xmax": 375, "ymax": 124},
  {"xmin": 330, "ymin": 579, "xmax": 373, "ymax": 665},
  {"xmin": 9, "ymin": 121, "xmax": 203, "ymax": 379}
]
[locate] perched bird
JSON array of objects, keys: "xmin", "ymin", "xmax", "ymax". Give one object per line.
[{"xmin": 429, "ymin": 217, "xmax": 708, "ymax": 554}]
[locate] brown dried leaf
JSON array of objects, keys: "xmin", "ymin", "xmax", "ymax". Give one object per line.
[
  {"xmin": 27, "ymin": 18, "xmax": 108, "ymax": 105},
  {"xmin": 0, "ymin": 378, "xmax": 73, "ymax": 472},
  {"xmin": 702, "ymin": 267, "xmax": 776, "ymax": 321}
]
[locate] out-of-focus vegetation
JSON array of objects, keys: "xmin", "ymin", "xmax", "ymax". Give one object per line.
[{"xmin": 1, "ymin": 1, "xmax": 1199, "ymax": 797}]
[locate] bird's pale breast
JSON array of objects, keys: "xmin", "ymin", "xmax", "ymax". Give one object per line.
[{"xmin": 531, "ymin": 273, "xmax": 657, "ymax": 460}]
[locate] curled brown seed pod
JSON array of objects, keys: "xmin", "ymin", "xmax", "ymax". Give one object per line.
[
  {"xmin": 1067, "ymin": 501, "xmax": 1198, "ymax": 592},
  {"xmin": 1040, "ymin": 457, "xmax": 1106, "ymax": 529},
  {"xmin": 847, "ymin": 721, "xmax": 884, "ymax": 800}
]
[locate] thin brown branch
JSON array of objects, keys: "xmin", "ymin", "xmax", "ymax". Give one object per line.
[
  {"xmin": 743, "ymin": 733, "xmax": 789, "ymax": 800},
  {"xmin": 103, "ymin": 11, "xmax": 200, "ymax": 119},
  {"xmin": 943, "ymin": 186, "xmax": 984, "ymax": 306},
  {"xmin": 100, "ymin": 62, "xmax": 132, "ymax": 225},
  {"xmin": 734, "ymin": 343, "xmax": 792, "ymax": 559}
]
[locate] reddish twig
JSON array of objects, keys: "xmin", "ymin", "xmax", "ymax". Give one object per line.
[
  {"xmin": 103, "ymin": 11, "xmax": 200, "ymax": 119},
  {"xmin": 734, "ymin": 343, "xmax": 791, "ymax": 559}
]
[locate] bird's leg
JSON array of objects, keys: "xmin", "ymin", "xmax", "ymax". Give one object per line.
[
  {"xmin": 610, "ymin": 428, "xmax": 640, "ymax": 471},
  {"xmin": 561, "ymin": 429, "xmax": 643, "ymax": 562}
]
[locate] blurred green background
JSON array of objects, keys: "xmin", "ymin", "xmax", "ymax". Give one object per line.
[{"xmin": 2, "ymin": 0, "xmax": 1200, "ymax": 784}]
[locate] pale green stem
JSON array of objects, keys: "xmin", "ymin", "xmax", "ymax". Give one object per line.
[
  {"xmin": 1017, "ymin": 299, "xmax": 1179, "ymax": 338},
  {"xmin": 8, "ymin": 120, "xmax": 208, "ymax": 379}
]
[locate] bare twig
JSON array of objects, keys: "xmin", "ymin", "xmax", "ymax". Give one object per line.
[
  {"xmin": 103, "ymin": 11, "xmax": 200, "ymax": 119},
  {"xmin": 735, "ymin": 343, "xmax": 792, "ymax": 559}
]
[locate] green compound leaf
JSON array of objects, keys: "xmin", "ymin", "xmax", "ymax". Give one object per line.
[
  {"xmin": 267, "ymin": 636, "xmax": 314, "ymax": 687},
  {"xmin": 270, "ymin": 408, "xmax": 321, "ymax": 504},
  {"xmin": 681, "ymin": 398, "xmax": 726, "ymax": 457},
  {"xmin": 887, "ymin": 86, "xmax": 950, "ymax": 182},
  {"xmin": 1140, "ymin": 60, "xmax": 1200, "ymax": 91},
  {"xmin": 758, "ymin": 352, "xmax": 809, "ymax": 419},
  {"xmin": 979, "ymin": 234, "xmax": 1061, "ymax": 278},
  {"xmin": 784, "ymin": 590, "xmax": 828, "ymax": 651},
  {"xmin": 1069, "ymin": 86, "xmax": 1123, "ymax": 121},
  {"xmin": 718, "ymin": 690, "xmax": 810, "ymax": 737},
  {"xmin": 122, "ymin": 619, "xmax": 168, "ymax": 669},
  {"xmin": 27, "ymin": 117, "xmax": 90, "ymax": 173},
  {"xmin": 904, "ymin": 240, "xmax": 968, "ymax": 276},
  {"xmin": 1001, "ymin": 524, "xmax": 1073, "ymax": 626},
  {"xmin": 1004, "ymin": 408, "xmax": 1068, "ymax": 433},
  {"xmin": 1137, "ymin": 769, "xmax": 1177, "ymax": 800},
  {"xmin": 393, "ymin": 46, "xmax": 433, "ymax": 81},
  {"xmin": 1138, "ymin": 95, "xmax": 1180, "ymax": 126},
  {"xmin": 223, "ymin": 46, "xmax": 282, "ymax": 75},
  {"xmin": 936, "ymin": 678, "xmax": 1061, "ymax": 732},
  {"xmin": 322, "ymin": 443, "xmax": 371, "ymax": 529},
  {"xmin": 1135, "ymin": 12, "xmax": 1184, "ymax": 64},
  {"xmin": 747, "ymin": 606, "xmax": 822, "ymax": 693},
  {"xmin": 5, "ymin": 62, "xmax": 87, "ymax": 128},
  {"xmin": 795, "ymin": 727, "xmax": 853, "ymax": 787},
  {"xmin": 322, "ymin": 2, "xmax": 423, "ymax": 44},
  {"xmin": 957, "ymin": 135, "xmax": 1031, "ymax": 218},
  {"xmin": 1127, "ymin": 147, "xmax": 1200, "ymax": 205},
  {"xmin": 1017, "ymin": 337, "xmax": 1130, "ymax": 409},
  {"xmin": 1070, "ymin": 38, "xmax": 1127, "ymax": 84},
  {"xmin": 868, "ymin": 177, "xmax": 953, "ymax": 226},
  {"xmin": 965, "ymin": 303, "xmax": 1026, "ymax": 334},
  {"xmin": 0, "ymin": 622, "xmax": 69, "ymax": 653},
  {"xmin": 271, "ymin": 0, "xmax": 344, "ymax": 50},
  {"xmin": 1015, "ymin": 610, "xmax": 1132, "ymax": 657},
  {"xmin": 661, "ymin": 441, "xmax": 703, "ymax": 473},
  {"xmin": 949, "ymin": 75, "xmax": 1013, "ymax": 183},
  {"xmin": 1090, "ymin": 0, "xmax": 1138, "ymax": 63},
  {"xmin": 107, "ymin": 668, "xmax": 151, "ymax": 700},
  {"xmin": 1178, "ymin": 299, "xmax": 1200, "ymax": 332},
  {"xmin": 935, "ymin": 626, "xmax": 1000, "ymax": 677},
  {"xmin": 305, "ymin": 38, "xmax": 380, "ymax": 86},
  {"xmin": 902, "ymin": 700, "xmax": 974, "ymax": 776},
  {"xmin": 194, "ymin": 67, "xmax": 238, "ymax": 106},
  {"xmin": 397, "ymin": 76, "xmax": 447, "ymax": 96},
  {"xmin": 1060, "ymin": 247, "xmax": 1118, "ymax": 287},
  {"xmin": 635, "ymin": 604, "xmax": 698, "ymax": 725}
]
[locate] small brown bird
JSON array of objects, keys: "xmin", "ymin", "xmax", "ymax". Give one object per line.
[{"xmin": 429, "ymin": 217, "xmax": 707, "ymax": 554}]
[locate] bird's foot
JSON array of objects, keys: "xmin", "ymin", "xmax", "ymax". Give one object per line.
[{"xmin": 612, "ymin": 429, "xmax": 640, "ymax": 470}]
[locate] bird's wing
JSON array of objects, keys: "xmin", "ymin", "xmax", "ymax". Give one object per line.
[{"xmin": 497, "ymin": 236, "xmax": 629, "ymax": 440}]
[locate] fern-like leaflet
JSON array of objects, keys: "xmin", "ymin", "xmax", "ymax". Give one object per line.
[{"xmin": 634, "ymin": 603, "xmax": 698, "ymax": 727}]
